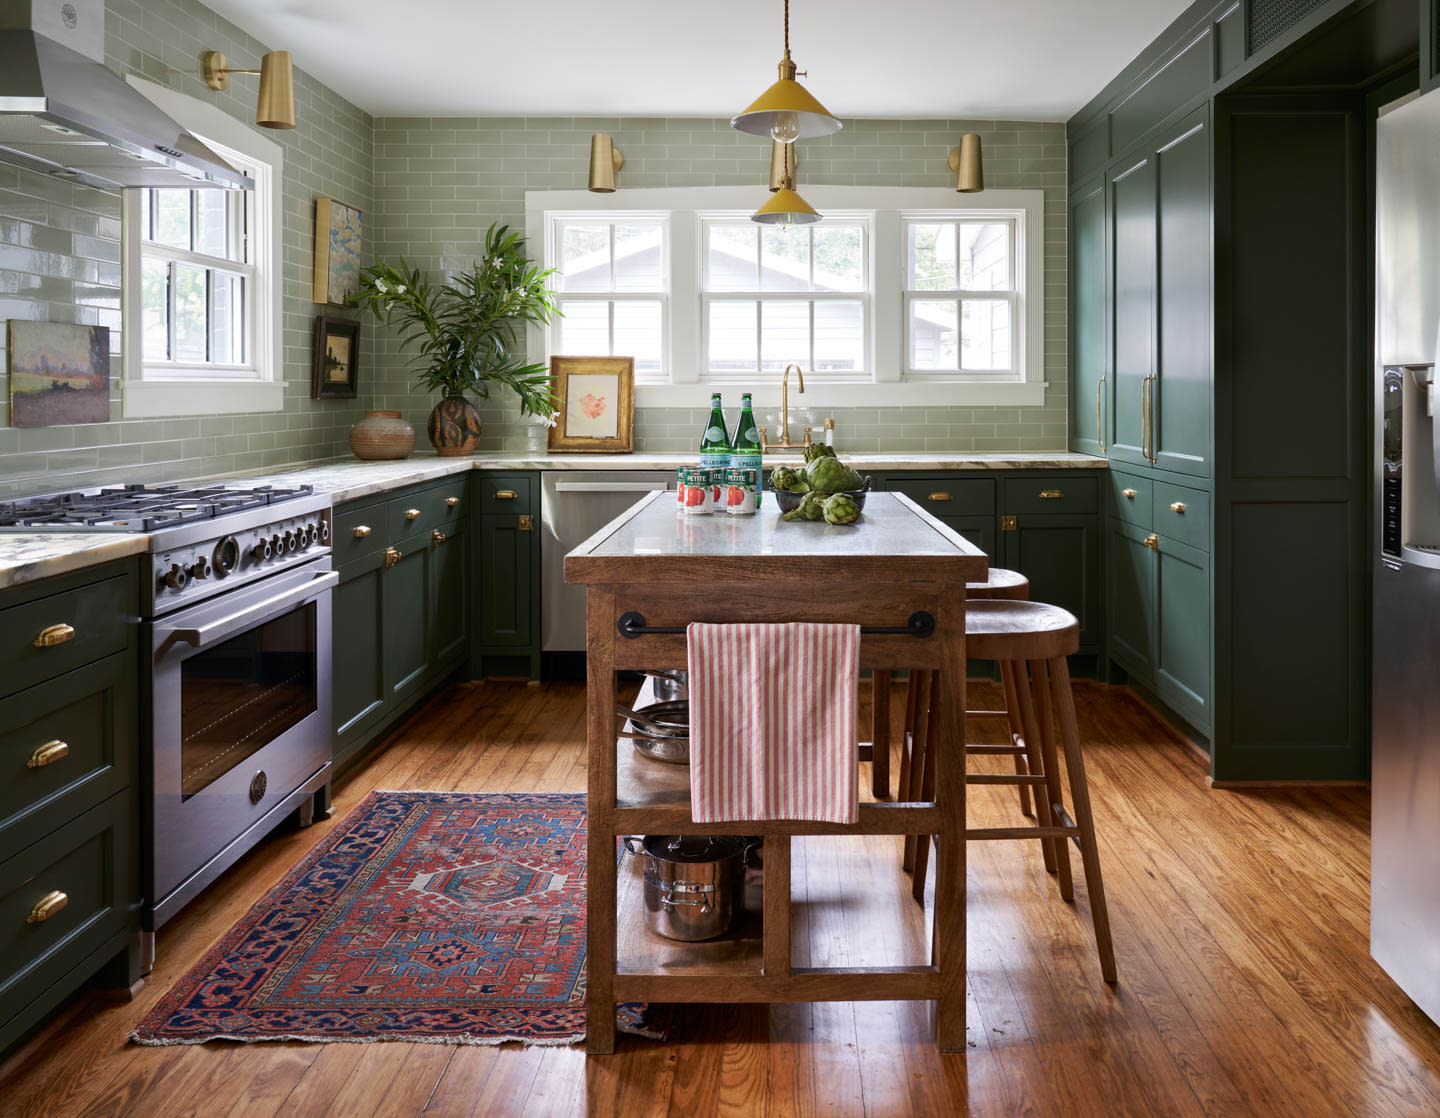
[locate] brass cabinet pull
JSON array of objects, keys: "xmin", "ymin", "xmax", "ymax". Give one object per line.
[
  {"xmin": 1139, "ymin": 375, "xmax": 1151, "ymax": 462},
  {"xmin": 352, "ymin": 525, "xmax": 372, "ymax": 540},
  {"xmin": 27, "ymin": 890, "xmax": 67, "ymax": 925},
  {"xmin": 1001, "ymin": 515, "xmax": 1017, "ymax": 531},
  {"xmin": 431, "ymin": 529, "xmax": 446, "ymax": 547},
  {"xmin": 384, "ymin": 547, "xmax": 402, "ymax": 568},
  {"xmin": 1096, "ymin": 375, "xmax": 1106, "ymax": 453},
  {"xmin": 1121, "ymin": 488, "xmax": 1137, "ymax": 499},
  {"xmin": 33, "ymin": 623, "xmax": 75, "ymax": 649},
  {"xmin": 1143, "ymin": 533, "xmax": 1159, "ymax": 551},
  {"xmin": 27, "ymin": 740, "xmax": 68, "ymax": 768},
  {"xmin": 1170, "ymin": 501, "xmax": 1187, "ymax": 514},
  {"xmin": 518, "ymin": 514, "xmax": 535, "ymax": 532},
  {"xmin": 493, "ymin": 489, "xmax": 518, "ymax": 501},
  {"xmin": 404, "ymin": 508, "xmax": 420, "ymax": 521},
  {"xmin": 445, "ymin": 496, "xmax": 460, "ymax": 508},
  {"xmin": 1039, "ymin": 489, "xmax": 1064, "ymax": 500},
  {"xmin": 927, "ymin": 492, "xmax": 952, "ymax": 502}
]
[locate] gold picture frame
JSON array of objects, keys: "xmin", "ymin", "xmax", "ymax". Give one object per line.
[
  {"xmin": 313, "ymin": 197, "xmax": 362, "ymax": 305},
  {"xmin": 546, "ymin": 356, "xmax": 634, "ymax": 453}
]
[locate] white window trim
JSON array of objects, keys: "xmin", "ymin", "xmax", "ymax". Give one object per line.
[
  {"xmin": 120, "ymin": 74, "xmax": 284, "ymax": 418},
  {"xmin": 526, "ymin": 185, "xmax": 1046, "ymax": 409}
]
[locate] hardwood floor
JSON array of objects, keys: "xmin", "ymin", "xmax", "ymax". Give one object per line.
[{"xmin": 4, "ymin": 678, "xmax": 1440, "ymax": 1116}]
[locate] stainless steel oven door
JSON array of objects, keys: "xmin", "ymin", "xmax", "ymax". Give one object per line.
[{"xmin": 148, "ymin": 559, "xmax": 336, "ymax": 905}]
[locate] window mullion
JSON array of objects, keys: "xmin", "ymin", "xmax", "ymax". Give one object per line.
[{"xmin": 166, "ymin": 261, "xmax": 176, "ymax": 364}]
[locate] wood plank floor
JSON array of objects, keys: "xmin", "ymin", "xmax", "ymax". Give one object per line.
[{"xmin": 4, "ymin": 678, "xmax": 1440, "ymax": 1117}]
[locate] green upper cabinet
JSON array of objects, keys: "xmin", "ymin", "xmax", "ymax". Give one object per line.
[
  {"xmin": 1070, "ymin": 177, "xmax": 1109, "ymax": 457},
  {"xmin": 1109, "ymin": 152, "xmax": 1156, "ymax": 469},
  {"xmin": 1152, "ymin": 106, "xmax": 1211, "ymax": 478}
]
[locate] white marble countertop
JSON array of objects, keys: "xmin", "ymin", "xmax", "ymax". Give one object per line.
[{"xmin": 0, "ymin": 449, "xmax": 1106, "ymax": 590}]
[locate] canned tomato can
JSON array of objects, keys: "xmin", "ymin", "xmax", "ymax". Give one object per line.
[
  {"xmin": 724, "ymin": 467, "xmax": 758, "ymax": 515},
  {"xmin": 681, "ymin": 467, "xmax": 713, "ymax": 514},
  {"xmin": 676, "ymin": 466, "xmax": 688, "ymax": 510}
]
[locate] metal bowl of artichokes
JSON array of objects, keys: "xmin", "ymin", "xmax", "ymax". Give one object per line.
[{"xmin": 768, "ymin": 446, "xmax": 871, "ymax": 523}]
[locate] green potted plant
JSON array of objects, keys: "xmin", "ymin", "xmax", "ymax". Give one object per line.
[{"xmin": 350, "ymin": 223, "xmax": 560, "ymax": 456}]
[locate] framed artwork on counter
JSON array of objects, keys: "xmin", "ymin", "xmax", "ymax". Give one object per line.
[
  {"xmin": 546, "ymin": 355, "xmax": 634, "ymax": 453},
  {"xmin": 311, "ymin": 314, "xmax": 360, "ymax": 399}
]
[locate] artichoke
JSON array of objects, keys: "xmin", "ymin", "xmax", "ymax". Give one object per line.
[
  {"xmin": 823, "ymin": 493, "xmax": 861, "ymax": 525},
  {"xmin": 770, "ymin": 465, "xmax": 800, "ymax": 492},
  {"xmin": 782, "ymin": 491, "xmax": 827, "ymax": 521},
  {"xmin": 807, "ymin": 456, "xmax": 864, "ymax": 495},
  {"xmin": 804, "ymin": 443, "xmax": 837, "ymax": 463}
]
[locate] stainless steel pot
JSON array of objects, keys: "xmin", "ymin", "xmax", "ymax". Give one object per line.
[
  {"xmin": 623, "ymin": 834, "xmax": 751, "ymax": 941},
  {"xmin": 617, "ymin": 699, "xmax": 690, "ymax": 765},
  {"xmin": 644, "ymin": 669, "xmax": 688, "ymax": 702}
]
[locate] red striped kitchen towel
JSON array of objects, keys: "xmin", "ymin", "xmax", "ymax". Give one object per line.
[{"xmin": 686, "ymin": 622, "xmax": 861, "ymax": 824}]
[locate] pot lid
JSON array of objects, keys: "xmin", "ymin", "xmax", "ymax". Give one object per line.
[{"xmin": 642, "ymin": 834, "xmax": 748, "ymax": 863}]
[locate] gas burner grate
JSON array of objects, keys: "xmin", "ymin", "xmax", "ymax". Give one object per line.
[{"xmin": 0, "ymin": 482, "xmax": 317, "ymax": 532}]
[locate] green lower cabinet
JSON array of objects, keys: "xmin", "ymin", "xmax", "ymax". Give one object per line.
[
  {"xmin": 938, "ymin": 514, "xmax": 997, "ymax": 566},
  {"xmin": 431, "ymin": 522, "xmax": 468, "ymax": 669},
  {"xmin": 1108, "ymin": 522, "xmax": 1157, "ymax": 682},
  {"xmin": 332, "ymin": 552, "xmax": 388, "ymax": 768},
  {"xmin": 1001, "ymin": 515, "xmax": 1100, "ymax": 652},
  {"xmin": 478, "ymin": 515, "xmax": 538, "ymax": 649},
  {"xmin": 1153, "ymin": 535, "xmax": 1211, "ymax": 732},
  {"xmin": 383, "ymin": 538, "xmax": 431, "ymax": 702}
]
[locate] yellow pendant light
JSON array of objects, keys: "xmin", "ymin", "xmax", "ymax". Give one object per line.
[
  {"xmin": 752, "ymin": 184, "xmax": 820, "ymax": 226},
  {"xmin": 731, "ymin": 0, "xmax": 842, "ymax": 144}
]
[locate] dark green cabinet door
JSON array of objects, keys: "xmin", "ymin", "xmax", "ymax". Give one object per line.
[
  {"xmin": 1070, "ymin": 178, "xmax": 1109, "ymax": 457},
  {"xmin": 1109, "ymin": 154, "xmax": 1156, "ymax": 469},
  {"xmin": 940, "ymin": 514, "xmax": 997, "ymax": 565},
  {"xmin": 1108, "ymin": 522, "xmax": 1156, "ymax": 682},
  {"xmin": 383, "ymin": 542, "xmax": 430, "ymax": 699},
  {"xmin": 479, "ymin": 516, "xmax": 536, "ymax": 648},
  {"xmin": 1154, "ymin": 535, "xmax": 1211, "ymax": 731},
  {"xmin": 333, "ymin": 554, "xmax": 387, "ymax": 761},
  {"xmin": 1154, "ymin": 106, "xmax": 1211, "ymax": 478},
  {"xmin": 430, "ymin": 523, "xmax": 468, "ymax": 669},
  {"xmin": 1001, "ymin": 516, "xmax": 1100, "ymax": 651}
]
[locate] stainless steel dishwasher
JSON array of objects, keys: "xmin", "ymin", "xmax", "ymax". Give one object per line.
[{"xmin": 540, "ymin": 471, "xmax": 673, "ymax": 651}]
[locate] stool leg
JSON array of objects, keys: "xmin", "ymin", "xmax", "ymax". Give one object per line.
[
  {"xmin": 871, "ymin": 670, "xmax": 891, "ymax": 800},
  {"xmin": 911, "ymin": 670, "xmax": 941, "ymax": 904},
  {"xmin": 1028, "ymin": 657, "xmax": 1073, "ymax": 902},
  {"xmin": 902, "ymin": 671, "xmax": 932, "ymax": 872},
  {"xmin": 999, "ymin": 660, "xmax": 1034, "ymax": 818},
  {"xmin": 1010, "ymin": 658, "xmax": 1058, "ymax": 875},
  {"xmin": 1048, "ymin": 655, "xmax": 1117, "ymax": 984}
]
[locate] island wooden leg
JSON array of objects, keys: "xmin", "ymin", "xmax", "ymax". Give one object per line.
[
  {"xmin": 934, "ymin": 590, "xmax": 968, "ymax": 1052},
  {"xmin": 586, "ymin": 589, "xmax": 618, "ymax": 1055},
  {"xmin": 762, "ymin": 834, "xmax": 791, "ymax": 978},
  {"xmin": 871, "ymin": 670, "xmax": 892, "ymax": 799}
]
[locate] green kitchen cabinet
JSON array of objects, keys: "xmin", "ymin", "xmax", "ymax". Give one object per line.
[
  {"xmin": 477, "ymin": 515, "xmax": 537, "ymax": 649},
  {"xmin": 382, "ymin": 538, "xmax": 431, "ymax": 702},
  {"xmin": 1069, "ymin": 174, "xmax": 1109, "ymax": 457},
  {"xmin": 939, "ymin": 514, "xmax": 997, "ymax": 568},
  {"xmin": 1108, "ymin": 151, "xmax": 1155, "ymax": 469},
  {"xmin": 332, "ymin": 551, "xmax": 387, "ymax": 766},
  {"xmin": 1108, "ymin": 521, "xmax": 1157, "ymax": 683},
  {"xmin": 1001, "ymin": 515, "xmax": 1100, "ymax": 653},
  {"xmin": 1153, "ymin": 535, "xmax": 1210, "ymax": 732},
  {"xmin": 430, "ymin": 521, "xmax": 469, "ymax": 670}
]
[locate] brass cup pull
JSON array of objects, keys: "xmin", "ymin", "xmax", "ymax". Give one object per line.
[
  {"xmin": 353, "ymin": 525, "xmax": 372, "ymax": 540},
  {"xmin": 1121, "ymin": 488, "xmax": 1137, "ymax": 499},
  {"xmin": 927, "ymin": 492, "xmax": 952, "ymax": 502},
  {"xmin": 27, "ymin": 740, "xmax": 68, "ymax": 768},
  {"xmin": 493, "ymin": 490, "xmax": 518, "ymax": 501},
  {"xmin": 404, "ymin": 508, "xmax": 420, "ymax": 521},
  {"xmin": 384, "ymin": 547, "xmax": 402, "ymax": 568},
  {"xmin": 27, "ymin": 890, "xmax": 67, "ymax": 925},
  {"xmin": 431, "ymin": 529, "xmax": 446, "ymax": 547},
  {"xmin": 1170, "ymin": 501, "xmax": 1187, "ymax": 514},
  {"xmin": 33, "ymin": 623, "xmax": 75, "ymax": 649},
  {"xmin": 1039, "ymin": 489, "xmax": 1064, "ymax": 500},
  {"xmin": 1143, "ymin": 533, "xmax": 1160, "ymax": 551},
  {"xmin": 445, "ymin": 496, "xmax": 460, "ymax": 508}
]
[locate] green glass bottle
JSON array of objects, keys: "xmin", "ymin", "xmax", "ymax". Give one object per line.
[
  {"xmin": 699, "ymin": 392, "xmax": 731, "ymax": 469},
  {"xmin": 730, "ymin": 392, "xmax": 762, "ymax": 507}
]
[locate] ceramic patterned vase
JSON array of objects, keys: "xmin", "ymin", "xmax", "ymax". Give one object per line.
[
  {"xmin": 427, "ymin": 394, "xmax": 483, "ymax": 456},
  {"xmin": 349, "ymin": 410, "xmax": 415, "ymax": 460}
]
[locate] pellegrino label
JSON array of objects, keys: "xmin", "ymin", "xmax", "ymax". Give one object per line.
[{"xmin": 705, "ymin": 426, "xmax": 725, "ymax": 442}]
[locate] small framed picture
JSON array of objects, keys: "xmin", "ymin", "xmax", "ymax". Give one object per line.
[
  {"xmin": 311, "ymin": 314, "xmax": 360, "ymax": 399},
  {"xmin": 547, "ymin": 355, "xmax": 634, "ymax": 453},
  {"xmin": 313, "ymin": 197, "xmax": 362, "ymax": 306}
]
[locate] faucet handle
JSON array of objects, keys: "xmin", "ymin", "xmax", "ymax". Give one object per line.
[{"xmin": 802, "ymin": 426, "xmax": 813, "ymax": 447}]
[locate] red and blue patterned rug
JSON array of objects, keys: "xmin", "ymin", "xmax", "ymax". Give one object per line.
[{"xmin": 131, "ymin": 791, "xmax": 665, "ymax": 1046}]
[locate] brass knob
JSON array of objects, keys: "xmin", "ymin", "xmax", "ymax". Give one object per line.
[
  {"xmin": 1170, "ymin": 501, "xmax": 1187, "ymax": 514},
  {"xmin": 405, "ymin": 508, "xmax": 420, "ymax": 521},
  {"xmin": 1039, "ymin": 489, "xmax": 1064, "ymax": 500},
  {"xmin": 445, "ymin": 496, "xmax": 460, "ymax": 508},
  {"xmin": 27, "ymin": 740, "xmax": 68, "ymax": 768},
  {"xmin": 26, "ymin": 890, "xmax": 67, "ymax": 925},
  {"xmin": 353, "ymin": 524, "xmax": 371, "ymax": 539},
  {"xmin": 1143, "ymin": 533, "xmax": 1159, "ymax": 551},
  {"xmin": 33, "ymin": 623, "xmax": 75, "ymax": 648},
  {"xmin": 1121, "ymin": 488, "xmax": 1137, "ymax": 499},
  {"xmin": 927, "ymin": 492, "xmax": 951, "ymax": 502},
  {"xmin": 431, "ymin": 529, "xmax": 446, "ymax": 547},
  {"xmin": 384, "ymin": 547, "xmax": 402, "ymax": 568},
  {"xmin": 494, "ymin": 489, "xmax": 518, "ymax": 501}
]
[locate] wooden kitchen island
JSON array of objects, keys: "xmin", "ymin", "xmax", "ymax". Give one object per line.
[{"xmin": 565, "ymin": 490, "xmax": 987, "ymax": 1054}]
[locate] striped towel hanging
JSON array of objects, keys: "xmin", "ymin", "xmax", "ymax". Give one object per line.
[{"xmin": 686, "ymin": 622, "xmax": 861, "ymax": 824}]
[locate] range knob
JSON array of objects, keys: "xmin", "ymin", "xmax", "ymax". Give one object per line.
[
  {"xmin": 213, "ymin": 535, "xmax": 240, "ymax": 576},
  {"xmin": 300, "ymin": 525, "xmax": 315, "ymax": 548},
  {"xmin": 252, "ymin": 539, "xmax": 273, "ymax": 562},
  {"xmin": 163, "ymin": 563, "xmax": 188, "ymax": 591},
  {"xmin": 318, "ymin": 519, "xmax": 330, "ymax": 543},
  {"xmin": 270, "ymin": 534, "xmax": 284, "ymax": 556},
  {"xmin": 285, "ymin": 530, "xmax": 299, "ymax": 553},
  {"xmin": 190, "ymin": 555, "xmax": 211, "ymax": 580}
]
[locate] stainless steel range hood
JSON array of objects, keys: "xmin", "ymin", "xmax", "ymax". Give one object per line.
[{"xmin": 0, "ymin": 0, "xmax": 251, "ymax": 191}]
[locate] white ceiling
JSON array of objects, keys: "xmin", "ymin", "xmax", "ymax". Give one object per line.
[{"xmin": 201, "ymin": 0, "xmax": 1193, "ymax": 121}]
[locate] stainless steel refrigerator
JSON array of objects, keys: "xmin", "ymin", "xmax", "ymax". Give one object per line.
[{"xmin": 1372, "ymin": 87, "xmax": 1440, "ymax": 1027}]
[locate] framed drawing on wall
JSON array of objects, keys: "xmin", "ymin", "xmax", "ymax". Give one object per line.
[
  {"xmin": 311, "ymin": 314, "xmax": 360, "ymax": 399},
  {"xmin": 546, "ymin": 355, "xmax": 634, "ymax": 453},
  {"xmin": 313, "ymin": 197, "xmax": 362, "ymax": 305}
]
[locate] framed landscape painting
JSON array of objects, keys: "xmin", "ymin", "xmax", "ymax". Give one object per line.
[
  {"xmin": 7, "ymin": 321, "xmax": 110, "ymax": 427},
  {"xmin": 547, "ymin": 355, "xmax": 634, "ymax": 453},
  {"xmin": 311, "ymin": 314, "xmax": 360, "ymax": 399},
  {"xmin": 313, "ymin": 197, "xmax": 362, "ymax": 305}
]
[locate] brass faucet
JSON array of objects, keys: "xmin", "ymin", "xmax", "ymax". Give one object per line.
[{"xmin": 759, "ymin": 363, "xmax": 813, "ymax": 451}]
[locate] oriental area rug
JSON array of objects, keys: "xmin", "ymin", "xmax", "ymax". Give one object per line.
[{"xmin": 131, "ymin": 791, "xmax": 666, "ymax": 1046}]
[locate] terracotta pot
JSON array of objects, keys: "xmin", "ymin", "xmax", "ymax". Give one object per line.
[
  {"xmin": 349, "ymin": 410, "xmax": 415, "ymax": 461},
  {"xmin": 427, "ymin": 394, "xmax": 483, "ymax": 456}
]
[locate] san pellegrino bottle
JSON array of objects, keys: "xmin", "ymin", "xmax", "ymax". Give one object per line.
[
  {"xmin": 730, "ymin": 392, "xmax": 762, "ymax": 508},
  {"xmin": 700, "ymin": 393, "xmax": 731, "ymax": 469}
]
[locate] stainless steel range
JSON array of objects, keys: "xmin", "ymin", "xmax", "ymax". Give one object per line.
[{"xmin": 1, "ymin": 483, "xmax": 336, "ymax": 972}]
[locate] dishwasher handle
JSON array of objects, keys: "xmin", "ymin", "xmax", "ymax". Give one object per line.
[{"xmin": 551, "ymin": 480, "xmax": 671, "ymax": 492}]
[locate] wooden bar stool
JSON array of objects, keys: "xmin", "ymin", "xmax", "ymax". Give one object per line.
[{"xmin": 910, "ymin": 600, "xmax": 1117, "ymax": 984}]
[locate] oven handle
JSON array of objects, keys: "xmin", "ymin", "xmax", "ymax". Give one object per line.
[{"xmin": 161, "ymin": 570, "xmax": 338, "ymax": 649}]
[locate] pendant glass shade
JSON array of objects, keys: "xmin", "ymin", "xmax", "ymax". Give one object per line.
[
  {"xmin": 949, "ymin": 132, "xmax": 984, "ymax": 193},
  {"xmin": 768, "ymin": 140, "xmax": 798, "ymax": 192},
  {"xmin": 752, "ymin": 186, "xmax": 820, "ymax": 226},
  {"xmin": 588, "ymin": 133, "xmax": 623, "ymax": 192},
  {"xmin": 733, "ymin": 58, "xmax": 842, "ymax": 143},
  {"xmin": 255, "ymin": 51, "xmax": 295, "ymax": 130}
]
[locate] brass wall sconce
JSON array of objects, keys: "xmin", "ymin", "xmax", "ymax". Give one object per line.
[
  {"xmin": 202, "ymin": 49, "xmax": 296, "ymax": 129},
  {"xmin": 768, "ymin": 140, "xmax": 798, "ymax": 192},
  {"xmin": 588, "ymin": 133, "xmax": 623, "ymax": 192},
  {"xmin": 948, "ymin": 133, "xmax": 984, "ymax": 193}
]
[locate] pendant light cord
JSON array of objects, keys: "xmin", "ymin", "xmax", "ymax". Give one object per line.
[{"xmin": 784, "ymin": 0, "xmax": 790, "ymax": 59}]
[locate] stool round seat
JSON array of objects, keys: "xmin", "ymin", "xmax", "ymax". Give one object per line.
[
  {"xmin": 966, "ymin": 567, "xmax": 1029, "ymax": 601},
  {"xmin": 965, "ymin": 600, "xmax": 1079, "ymax": 661}
]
